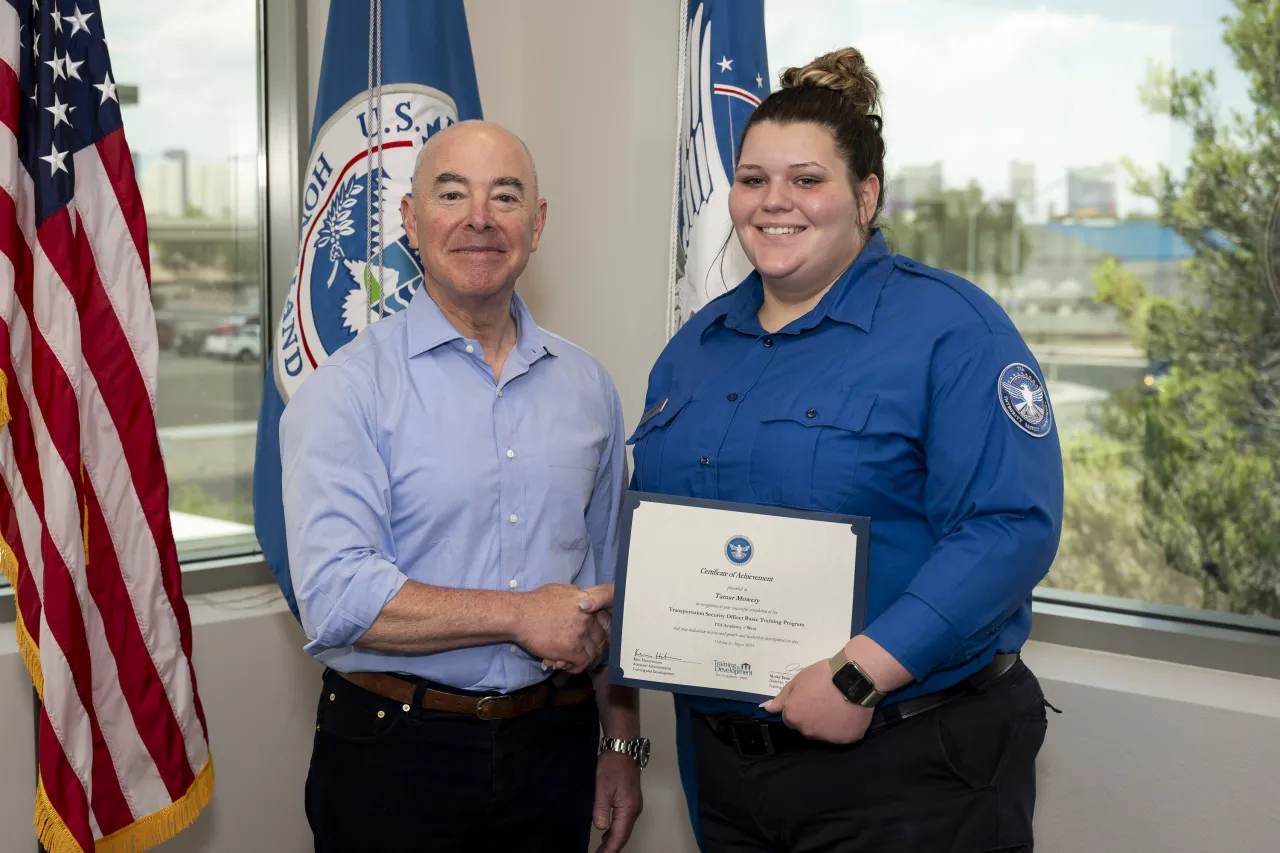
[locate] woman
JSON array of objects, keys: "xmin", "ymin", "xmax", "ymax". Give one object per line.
[{"xmin": 629, "ymin": 48, "xmax": 1063, "ymax": 852}]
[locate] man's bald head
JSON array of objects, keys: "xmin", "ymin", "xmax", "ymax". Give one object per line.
[
  {"xmin": 409, "ymin": 120, "xmax": 538, "ymax": 199},
  {"xmin": 399, "ymin": 118, "xmax": 548, "ymax": 310}
]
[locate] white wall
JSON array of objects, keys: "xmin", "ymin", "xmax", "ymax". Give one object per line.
[
  {"xmin": 1, "ymin": 2, "xmax": 1277, "ymax": 852},
  {"xmin": 4, "ymin": 595, "xmax": 1280, "ymax": 853}
]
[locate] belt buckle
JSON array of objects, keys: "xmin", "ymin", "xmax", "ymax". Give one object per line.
[
  {"xmin": 475, "ymin": 695, "xmax": 509, "ymax": 720},
  {"xmin": 729, "ymin": 721, "xmax": 775, "ymax": 757}
]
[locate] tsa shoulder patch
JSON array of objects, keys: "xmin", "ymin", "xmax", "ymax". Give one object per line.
[{"xmin": 997, "ymin": 363, "xmax": 1053, "ymax": 438}]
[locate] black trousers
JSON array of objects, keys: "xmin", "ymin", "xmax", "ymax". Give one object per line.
[
  {"xmin": 692, "ymin": 661, "xmax": 1050, "ymax": 853},
  {"xmin": 304, "ymin": 669, "xmax": 600, "ymax": 853}
]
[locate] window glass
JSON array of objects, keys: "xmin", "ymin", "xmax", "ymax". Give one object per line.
[
  {"xmin": 767, "ymin": 0, "xmax": 1280, "ymax": 621},
  {"xmin": 114, "ymin": 0, "xmax": 264, "ymax": 559}
]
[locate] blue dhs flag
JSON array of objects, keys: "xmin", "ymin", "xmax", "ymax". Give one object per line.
[
  {"xmin": 668, "ymin": 9, "xmax": 770, "ymax": 843},
  {"xmin": 670, "ymin": 0, "xmax": 770, "ymax": 333},
  {"xmin": 254, "ymin": 0, "xmax": 483, "ymax": 617}
]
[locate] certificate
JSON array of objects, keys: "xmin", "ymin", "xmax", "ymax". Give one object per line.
[{"xmin": 607, "ymin": 492, "xmax": 869, "ymax": 705}]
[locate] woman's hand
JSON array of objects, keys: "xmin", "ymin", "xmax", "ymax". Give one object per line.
[
  {"xmin": 761, "ymin": 635, "xmax": 912, "ymax": 744},
  {"xmin": 760, "ymin": 660, "xmax": 873, "ymax": 745}
]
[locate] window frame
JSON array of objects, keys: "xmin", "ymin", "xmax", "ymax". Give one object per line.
[{"xmin": 5, "ymin": 0, "xmax": 1280, "ymax": 684}]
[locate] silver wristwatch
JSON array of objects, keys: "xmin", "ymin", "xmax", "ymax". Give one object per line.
[{"xmin": 599, "ymin": 736, "xmax": 651, "ymax": 769}]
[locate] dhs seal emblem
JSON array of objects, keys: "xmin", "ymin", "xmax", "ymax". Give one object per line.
[
  {"xmin": 998, "ymin": 363, "xmax": 1053, "ymax": 438},
  {"xmin": 725, "ymin": 536, "xmax": 753, "ymax": 566},
  {"xmin": 275, "ymin": 85, "xmax": 460, "ymax": 401}
]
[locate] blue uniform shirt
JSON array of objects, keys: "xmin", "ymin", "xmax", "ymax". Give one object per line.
[
  {"xmin": 280, "ymin": 289, "xmax": 626, "ymax": 693},
  {"xmin": 630, "ymin": 230, "xmax": 1063, "ymax": 719}
]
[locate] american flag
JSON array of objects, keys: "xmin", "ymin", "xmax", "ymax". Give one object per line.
[{"xmin": 0, "ymin": 2, "xmax": 214, "ymax": 852}]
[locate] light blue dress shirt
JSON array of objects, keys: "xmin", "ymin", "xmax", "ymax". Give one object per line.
[{"xmin": 279, "ymin": 289, "xmax": 626, "ymax": 693}]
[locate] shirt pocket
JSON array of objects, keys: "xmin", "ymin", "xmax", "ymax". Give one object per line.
[
  {"xmin": 544, "ymin": 449, "xmax": 599, "ymax": 552},
  {"xmin": 626, "ymin": 392, "xmax": 693, "ymax": 490},
  {"xmin": 748, "ymin": 386, "xmax": 877, "ymax": 510}
]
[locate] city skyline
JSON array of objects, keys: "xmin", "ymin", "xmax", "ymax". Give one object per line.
[{"xmin": 765, "ymin": 0, "xmax": 1254, "ymax": 220}]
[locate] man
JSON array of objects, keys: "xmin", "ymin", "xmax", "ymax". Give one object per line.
[{"xmin": 280, "ymin": 120, "xmax": 645, "ymax": 852}]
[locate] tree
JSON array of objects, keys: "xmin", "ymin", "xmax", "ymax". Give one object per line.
[
  {"xmin": 1076, "ymin": 0, "xmax": 1280, "ymax": 617},
  {"xmin": 882, "ymin": 183, "xmax": 1032, "ymax": 300}
]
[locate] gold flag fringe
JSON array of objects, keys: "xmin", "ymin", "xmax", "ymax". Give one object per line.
[
  {"xmin": 0, "ymin": 537, "xmax": 43, "ymax": 697},
  {"xmin": 34, "ymin": 754, "xmax": 215, "ymax": 853},
  {"xmin": 1, "ymin": 369, "xmax": 10, "ymax": 428}
]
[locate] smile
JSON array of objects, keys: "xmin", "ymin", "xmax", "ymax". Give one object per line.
[{"xmin": 758, "ymin": 226, "xmax": 804, "ymax": 235}]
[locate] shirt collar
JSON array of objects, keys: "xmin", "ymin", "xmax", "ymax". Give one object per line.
[
  {"xmin": 706, "ymin": 229, "xmax": 895, "ymax": 338},
  {"xmin": 406, "ymin": 287, "xmax": 553, "ymax": 359}
]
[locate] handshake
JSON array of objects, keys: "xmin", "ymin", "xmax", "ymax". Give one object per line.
[{"xmin": 515, "ymin": 582, "xmax": 615, "ymax": 674}]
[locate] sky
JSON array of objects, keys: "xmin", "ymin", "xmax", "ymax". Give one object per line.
[
  {"xmin": 96, "ymin": 0, "xmax": 1255, "ymax": 224},
  {"xmin": 103, "ymin": 0, "xmax": 259, "ymax": 166},
  {"xmin": 765, "ymin": 0, "xmax": 1255, "ymax": 220}
]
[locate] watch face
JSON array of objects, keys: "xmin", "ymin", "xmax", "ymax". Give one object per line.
[
  {"xmin": 833, "ymin": 663, "xmax": 876, "ymax": 705},
  {"xmin": 637, "ymin": 740, "xmax": 651, "ymax": 768}
]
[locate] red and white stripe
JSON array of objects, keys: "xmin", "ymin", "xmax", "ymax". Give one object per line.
[
  {"xmin": 1, "ymin": 4, "xmax": 212, "ymax": 851},
  {"xmin": 713, "ymin": 82, "xmax": 763, "ymax": 107}
]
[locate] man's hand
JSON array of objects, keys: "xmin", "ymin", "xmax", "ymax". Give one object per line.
[
  {"xmin": 760, "ymin": 660, "xmax": 873, "ymax": 745},
  {"xmin": 515, "ymin": 584, "xmax": 608, "ymax": 673},
  {"xmin": 543, "ymin": 584, "xmax": 614, "ymax": 672},
  {"xmin": 593, "ymin": 751, "xmax": 642, "ymax": 853}
]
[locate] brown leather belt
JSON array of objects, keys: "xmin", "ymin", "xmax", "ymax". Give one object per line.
[{"xmin": 336, "ymin": 670, "xmax": 595, "ymax": 721}]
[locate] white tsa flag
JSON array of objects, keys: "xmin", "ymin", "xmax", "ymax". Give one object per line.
[
  {"xmin": 668, "ymin": 0, "xmax": 770, "ymax": 334},
  {"xmin": 254, "ymin": 0, "xmax": 483, "ymax": 616}
]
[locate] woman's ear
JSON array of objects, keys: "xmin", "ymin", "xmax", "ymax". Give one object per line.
[{"xmin": 857, "ymin": 174, "xmax": 881, "ymax": 227}]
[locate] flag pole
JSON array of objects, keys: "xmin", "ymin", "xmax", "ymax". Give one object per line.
[{"xmin": 33, "ymin": 687, "xmax": 46, "ymax": 853}]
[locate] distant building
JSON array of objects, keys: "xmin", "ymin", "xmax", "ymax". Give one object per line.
[
  {"xmin": 1036, "ymin": 219, "xmax": 1194, "ymax": 299},
  {"xmin": 1000, "ymin": 220, "xmax": 1196, "ymax": 343},
  {"xmin": 1065, "ymin": 165, "xmax": 1118, "ymax": 218},
  {"xmin": 884, "ymin": 162, "xmax": 943, "ymax": 217},
  {"xmin": 1009, "ymin": 161, "xmax": 1036, "ymax": 216}
]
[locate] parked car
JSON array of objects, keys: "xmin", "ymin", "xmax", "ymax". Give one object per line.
[
  {"xmin": 201, "ymin": 323, "xmax": 262, "ymax": 362},
  {"xmin": 155, "ymin": 318, "xmax": 176, "ymax": 350}
]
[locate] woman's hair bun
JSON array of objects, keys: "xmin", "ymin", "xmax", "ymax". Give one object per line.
[{"xmin": 778, "ymin": 47, "xmax": 880, "ymax": 115}]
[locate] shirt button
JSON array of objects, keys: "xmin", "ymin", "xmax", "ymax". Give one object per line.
[
  {"xmin": 509, "ymin": 513, "xmax": 518, "ymax": 523},
  {"xmin": 509, "ymin": 645, "xmax": 518, "ymax": 654},
  {"xmin": 465, "ymin": 344, "xmax": 475, "ymax": 354},
  {"xmin": 727, "ymin": 393, "xmax": 738, "ymax": 401},
  {"xmin": 497, "ymin": 389, "xmax": 503, "ymax": 397},
  {"xmin": 762, "ymin": 336, "xmax": 774, "ymax": 348},
  {"xmin": 506, "ymin": 449, "xmax": 515, "ymax": 459},
  {"xmin": 509, "ymin": 579, "xmax": 519, "ymax": 589},
  {"xmin": 699, "ymin": 455, "xmax": 710, "ymax": 466},
  {"xmin": 806, "ymin": 408, "xmax": 818, "ymax": 418}
]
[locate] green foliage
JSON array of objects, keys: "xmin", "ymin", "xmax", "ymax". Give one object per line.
[
  {"xmin": 1058, "ymin": 0, "xmax": 1280, "ymax": 618},
  {"xmin": 882, "ymin": 183, "xmax": 1032, "ymax": 289},
  {"xmin": 171, "ymin": 483, "xmax": 254, "ymax": 526}
]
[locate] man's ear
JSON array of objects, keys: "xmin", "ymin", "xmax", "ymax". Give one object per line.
[
  {"xmin": 401, "ymin": 195, "xmax": 419, "ymax": 249},
  {"xmin": 529, "ymin": 197, "xmax": 548, "ymax": 252}
]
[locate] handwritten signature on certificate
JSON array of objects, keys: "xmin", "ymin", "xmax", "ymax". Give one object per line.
[{"xmin": 633, "ymin": 650, "xmax": 701, "ymax": 665}]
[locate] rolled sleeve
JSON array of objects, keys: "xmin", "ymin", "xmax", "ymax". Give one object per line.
[
  {"xmin": 279, "ymin": 365, "xmax": 409, "ymax": 656},
  {"xmin": 864, "ymin": 331, "xmax": 1064, "ymax": 681}
]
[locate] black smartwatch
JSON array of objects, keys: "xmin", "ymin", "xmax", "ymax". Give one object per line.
[{"xmin": 829, "ymin": 649, "xmax": 885, "ymax": 707}]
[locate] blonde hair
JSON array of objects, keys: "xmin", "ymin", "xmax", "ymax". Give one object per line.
[{"xmin": 778, "ymin": 47, "xmax": 881, "ymax": 117}]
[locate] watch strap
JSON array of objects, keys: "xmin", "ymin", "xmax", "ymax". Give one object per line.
[
  {"xmin": 599, "ymin": 736, "xmax": 650, "ymax": 769},
  {"xmin": 829, "ymin": 648, "xmax": 886, "ymax": 707}
]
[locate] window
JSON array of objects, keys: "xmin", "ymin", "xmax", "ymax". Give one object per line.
[
  {"xmin": 113, "ymin": 0, "xmax": 265, "ymax": 560},
  {"xmin": 767, "ymin": 0, "xmax": 1280, "ymax": 623}
]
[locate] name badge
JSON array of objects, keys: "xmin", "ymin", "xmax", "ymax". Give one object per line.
[{"xmin": 638, "ymin": 398, "xmax": 668, "ymax": 428}]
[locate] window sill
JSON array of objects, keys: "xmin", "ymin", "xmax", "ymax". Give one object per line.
[
  {"xmin": 4, "ymin": 568, "xmax": 1278, "ymax": 683},
  {"xmin": 1031, "ymin": 588, "xmax": 1280, "ymax": 682},
  {"xmin": 0, "ymin": 552, "xmax": 275, "ymax": 625}
]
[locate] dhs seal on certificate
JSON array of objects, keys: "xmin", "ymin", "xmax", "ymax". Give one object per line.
[{"xmin": 607, "ymin": 493, "xmax": 869, "ymax": 704}]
